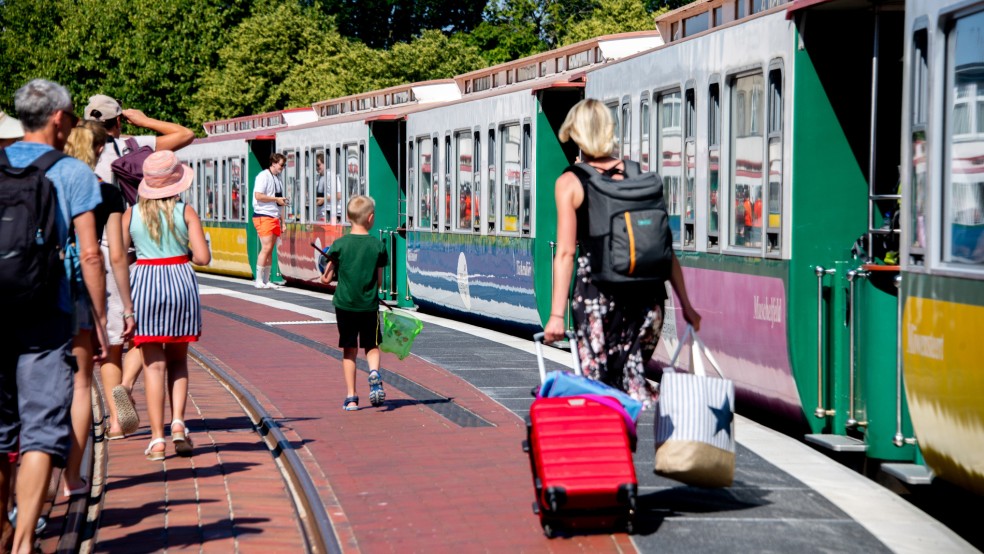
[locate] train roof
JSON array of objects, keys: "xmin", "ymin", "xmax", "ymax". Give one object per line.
[
  {"xmin": 199, "ymin": 107, "xmax": 318, "ymax": 142},
  {"xmin": 311, "ymin": 80, "xmax": 462, "ymax": 121},
  {"xmin": 454, "ymin": 31, "xmax": 663, "ymax": 99}
]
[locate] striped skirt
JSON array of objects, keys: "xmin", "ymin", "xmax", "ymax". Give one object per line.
[{"xmin": 131, "ymin": 256, "xmax": 202, "ymax": 346}]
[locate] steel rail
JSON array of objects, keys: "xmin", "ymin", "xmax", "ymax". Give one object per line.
[{"xmin": 189, "ymin": 347, "xmax": 341, "ymax": 554}]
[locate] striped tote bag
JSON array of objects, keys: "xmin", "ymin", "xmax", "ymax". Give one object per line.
[{"xmin": 654, "ymin": 326, "xmax": 735, "ymax": 488}]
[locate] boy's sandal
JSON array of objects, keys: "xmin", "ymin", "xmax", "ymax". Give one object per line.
[
  {"xmin": 171, "ymin": 419, "xmax": 194, "ymax": 457},
  {"xmin": 343, "ymin": 396, "xmax": 359, "ymax": 411},
  {"xmin": 145, "ymin": 438, "xmax": 166, "ymax": 461}
]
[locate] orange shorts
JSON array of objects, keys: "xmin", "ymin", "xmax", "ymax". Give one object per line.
[{"xmin": 253, "ymin": 216, "xmax": 282, "ymax": 237}]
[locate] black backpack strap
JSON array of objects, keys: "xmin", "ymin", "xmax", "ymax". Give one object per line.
[
  {"xmin": 0, "ymin": 148, "xmax": 10, "ymax": 171},
  {"xmin": 621, "ymin": 160, "xmax": 642, "ymax": 178},
  {"xmin": 29, "ymin": 150, "xmax": 67, "ymax": 173}
]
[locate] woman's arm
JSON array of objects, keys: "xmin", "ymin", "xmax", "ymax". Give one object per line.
[
  {"xmin": 122, "ymin": 207, "xmax": 133, "ymax": 252},
  {"xmin": 185, "ymin": 204, "xmax": 211, "ymax": 266},
  {"xmin": 543, "ymin": 172, "xmax": 582, "ymax": 343},
  {"xmin": 668, "ymin": 252, "xmax": 702, "ymax": 331},
  {"xmin": 105, "ymin": 212, "xmax": 135, "ymax": 338}
]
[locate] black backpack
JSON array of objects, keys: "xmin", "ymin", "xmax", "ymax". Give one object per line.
[
  {"xmin": 568, "ymin": 160, "xmax": 673, "ymax": 286},
  {"xmin": 0, "ymin": 148, "xmax": 66, "ymax": 310}
]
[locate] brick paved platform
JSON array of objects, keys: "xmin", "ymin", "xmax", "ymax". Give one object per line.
[
  {"xmin": 193, "ymin": 293, "xmax": 631, "ymax": 552},
  {"xmin": 93, "ymin": 354, "xmax": 306, "ymax": 553}
]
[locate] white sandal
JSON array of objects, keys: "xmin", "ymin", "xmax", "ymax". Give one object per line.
[
  {"xmin": 171, "ymin": 419, "xmax": 194, "ymax": 457},
  {"xmin": 145, "ymin": 438, "xmax": 166, "ymax": 461}
]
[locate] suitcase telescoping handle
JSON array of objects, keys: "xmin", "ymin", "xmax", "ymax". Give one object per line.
[{"xmin": 532, "ymin": 331, "xmax": 582, "ymax": 385}]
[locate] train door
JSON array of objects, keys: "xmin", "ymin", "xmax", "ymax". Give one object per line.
[
  {"xmin": 533, "ymin": 85, "xmax": 584, "ymax": 327},
  {"xmin": 246, "ymin": 138, "xmax": 281, "ymax": 282},
  {"xmin": 789, "ymin": 2, "xmax": 918, "ymax": 470},
  {"xmin": 367, "ymin": 117, "xmax": 413, "ymax": 308}
]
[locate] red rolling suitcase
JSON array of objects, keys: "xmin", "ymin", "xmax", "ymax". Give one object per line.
[{"xmin": 523, "ymin": 333, "xmax": 637, "ymax": 537}]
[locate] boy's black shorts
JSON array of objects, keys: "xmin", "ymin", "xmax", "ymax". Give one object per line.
[{"xmin": 335, "ymin": 308, "xmax": 381, "ymax": 350}]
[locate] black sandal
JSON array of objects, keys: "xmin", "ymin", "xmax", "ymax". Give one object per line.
[{"xmin": 343, "ymin": 395, "xmax": 359, "ymax": 411}]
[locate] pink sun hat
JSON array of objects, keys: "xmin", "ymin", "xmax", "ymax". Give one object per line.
[{"xmin": 138, "ymin": 150, "xmax": 194, "ymax": 200}]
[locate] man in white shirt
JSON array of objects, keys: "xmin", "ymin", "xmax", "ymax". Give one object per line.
[{"xmin": 252, "ymin": 153, "xmax": 287, "ymax": 288}]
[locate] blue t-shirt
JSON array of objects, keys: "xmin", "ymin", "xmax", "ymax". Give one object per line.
[{"xmin": 3, "ymin": 141, "xmax": 102, "ymax": 313}]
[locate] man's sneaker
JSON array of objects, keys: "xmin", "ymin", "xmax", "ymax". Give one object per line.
[
  {"xmin": 253, "ymin": 280, "xmax": 265, "ymax": 289},
  {"xmin": 263, "ymin": 281, "xmax": 283, "ymax": 289},
  {"xmin": 368, "ymin": 370, "xmax": 386, "ymax": 406}
]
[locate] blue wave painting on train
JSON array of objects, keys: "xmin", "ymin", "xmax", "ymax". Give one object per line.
[{"xmin": 407, "ymin": 232, "xmax": 539, "ymax": 327}]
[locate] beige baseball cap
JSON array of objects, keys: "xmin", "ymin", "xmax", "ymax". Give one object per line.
[{"xmin": 83, "ymin": 94, "xmax": 122, "ymax": 121}]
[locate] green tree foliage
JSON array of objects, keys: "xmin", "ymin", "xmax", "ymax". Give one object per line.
[
  {"xmin": 464, "ymin": 0, "xmax": 548, "ymax": 65},
  {"xmin": 559, "ymin": 0, "xmax": 654, "ymax": 45},
  {"xmin": 189, "ymin": 2, "xmax": 335, "ymax": 123},
  {"xmin": 0, "ymin": 0, "xmax": 248, "ymax": 126},
  {"xmin": 1, "ymin": 0, "xmax": 683, "ymax": 130},
  {"xmin": 322, "ymin": 0, "xmax": 485, "ymax": 49}
]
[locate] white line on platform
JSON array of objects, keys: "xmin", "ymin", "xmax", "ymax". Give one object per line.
[
  {"xmin": 265, "ymin": 319, "xmax": 335, "ymax": 326},
  {"xmin": 735, "ymin": 415, "xmax": 979, "ymax": 554},
  {"xmin": 197, "ymin": 278, "xmax": 575, "ymax": 367}
]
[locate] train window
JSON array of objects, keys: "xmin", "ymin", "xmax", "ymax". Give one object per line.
[
  {"xmin": 407, "ymin": 141, "xmax": 415, "ymax": 228},
  {"xmin": 196, "ymin": 161, "xmax": 204, "ymax": 216},
  {"xmin": 621, "ymin": 103, "xmax": 631, "ymax": 161},
  {"xmin": 303, "ymin": 150, "xmax": 313, "ymax": 222},
  {"xmin": 730, "ymin": 73, "xmax": 765, "ymax": 250},
  {"xmin": 345, "ymin": 145, "xmax": 359, "ymax": 217},
  {"xmin": 943, "ymin": 12, "xmax": 984, "ymax": 266},
  {"xmin": 473, "ymin": 131, "xmax": 482, "ymax": 232},
  {"xmin": 310, "ymin": 149, "xmax": 321, "ymax": 222},
  {"xmin": 359, "ymin": 144, "xmax": 366, "ymax": 197},
  {"xmin": 501, "ymin": 124, "xmax": 521, "ymax": 233},
  {"xmin": 658, "ymin": 90, "xmax": 682, "ymax": 246},
  {"xmin": 417, "ymin": 138, "xmax": 432, "ymax": 229},
  {"xmin": 488, "ymin": 129, "xmax": 497, "ymax": 232},
  {"xmin": 445, "ymin": 135, "xmax": 452, "ymax": 230},
  {"xmin": 522, "ymin": 123, "xmax": 532, "ymax": 234},
  {"xmin": 335, "ymin": 147, "xmax": 344, "ymax": 223},
  {"xmin": 286, "ymin": 151, "xmax": 300, "ymax": 223},
  {"xmin": 608, "ymin": 103, "xmax": 621, "ymax": 158},
  {"xmin": 736, "ymin": 0, "xmax": 746, "ymax": 19},
  {"xmin": 432, "ymin": 137, "xmax": 440, "ymax": 230},
  {"xmin": 708, "ymin": 83, "xmax": 721, "ymax": 248},
  {"xmin": 456, "ymin": 132, "xmax": 474, "ymax": 231},
  {"xmin": 640, "ymin": 97, "xmax": 651, "ymax": 171},
  {"xmin": 230, "ymin": 158, "xmax": 242, "ymax": 221},
  {"xmin": 683, "ymin": 89, "xmax": 696, "ymax": 248},
  {"xmin": 205, "ymin": 159, "xmax": 215, "ymax": 221},
  {"xmin": 767, "ymin": 67, "xmax": 783, "ymax": 255},
  {"xmin": 910, "ymin": 29, "xmax": 929, "ymax": 261},
  {"xmin": 219, "ymin": 159, "xmax": 232, "ymax": 221}
]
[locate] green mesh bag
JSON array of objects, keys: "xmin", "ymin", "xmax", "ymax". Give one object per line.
[{"xmin": 379, "ymin": 310, "xmax": 423, "ymax": 360}]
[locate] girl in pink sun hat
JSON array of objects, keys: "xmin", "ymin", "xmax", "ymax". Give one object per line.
[{"xmin": 122, "ymin": 150, "xmax": 211, "ymax": 461}]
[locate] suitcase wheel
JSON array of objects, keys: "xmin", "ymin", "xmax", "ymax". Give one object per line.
[
  {"xmin": 624, "ymin": 518, "xmax": 634, "ymax": 535},
  {"xmin": 542, "ymin": 522, "xmax": 556, "ymax": 539},
  {"xmin": 521, "ymin": 439, "xmax": 530, "ymax": 453},
  {"xmin": 531, "ymin": 501, "xmax": 540, "ymax": 515}
]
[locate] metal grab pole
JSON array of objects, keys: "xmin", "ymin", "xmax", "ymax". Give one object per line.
[
  {"xmin": 815, "ymin": 266, "xmax": 837, "ymax": 419},
  {"xmin": 846, "ymin": 269, "xmax": 869, "ymax": 428},
  {"xmin": 893, "ymin": 274, "xmax": 917, "ymax": 447}
]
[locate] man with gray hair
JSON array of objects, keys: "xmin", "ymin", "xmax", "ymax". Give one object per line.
[{"xmin": 0, "ymin": 79, "xmax": 105, "ymax": 554}]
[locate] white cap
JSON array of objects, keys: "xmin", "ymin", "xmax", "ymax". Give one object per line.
[{"xmin": 0, "ymin": 111, "xmax": 25, "ymax": 140}]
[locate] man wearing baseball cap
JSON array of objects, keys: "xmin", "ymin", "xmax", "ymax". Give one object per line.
[
  {"xmin": 84, "ymin": 94, "xmax": 194, "ymax": 185},
  {"xmin": 0, "ymin": 111, "xmax": 24, "ymax": 148}
]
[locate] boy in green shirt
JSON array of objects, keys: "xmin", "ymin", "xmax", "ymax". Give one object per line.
[{"xmin": 320, "ymin": 195, "xmax": 389, "ymax": 410}]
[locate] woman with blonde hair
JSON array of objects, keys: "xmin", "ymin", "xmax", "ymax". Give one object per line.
[
  {"xmin": 61, "ymin": 121, "xmax": 136, "ymax": 496},
  {"xmin": 123, "ymin": 150, "xmax": 210, "ymax": 461},
  {"xmin": 543, "ymin": 98, "xmax": 701, "ymax": 410}
]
